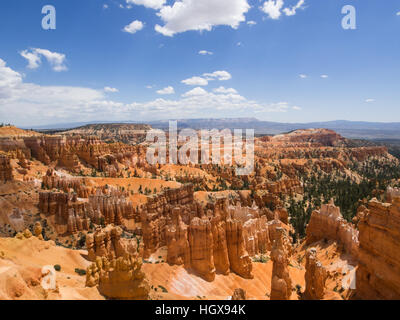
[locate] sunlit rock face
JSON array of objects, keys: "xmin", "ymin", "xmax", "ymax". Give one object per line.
[{"xmin": 356, "ymin": 192, "xmax": 400, "ymax": 300}]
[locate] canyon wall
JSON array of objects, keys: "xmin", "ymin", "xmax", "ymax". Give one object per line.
[
  {"xmin": 356, "ymin": 195, "xmax": 400, "ymax": 299},
  {"xmin": 0, "ymin": 154, "xmax": 13, "ymax": 182},
  {"xmin": 139, "ymin": 185, "xmax": 292, "ymax": 280},
  {"xmin": 306, "ymin": 200, "xmax": 359, "ymax": 258}
]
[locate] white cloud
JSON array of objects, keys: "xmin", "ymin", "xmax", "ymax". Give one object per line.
[
  {"xmin": 182, "ymin": 87, "xmax": 208, "ymax": 97},
  {"xmin": 104, "ymin": 87, "xmax": 119, "ymax": 93},
  {"xmin": 299, "ymin": 74, "xmax": 307, "ymax": 78},
  {"xmin": 157, "ymin": 86, "xmax": 175, "ymax": 95},
  {"xmin": 123, "ymin": 20, "xmax": 144, "ymax": 34},
  {"xmin": 199, "ymin": 50, "xmax": 213, "ymax": 55},
  {"xmin": 181, "ymin": 76, "xmax": 209, "ymax": 86},
  {"xmin": 397, "ymin": 11, "xmax": 400, "ymax": 16},
  {"xmin": 320, "ymin": 74, "xmax": 329, "ymax": 78},
  {"xmin": 260, "ymin": 0, "xmax": 284, "ymax": 20},
  {"xmin": 261, "ymin": 0, "xmax": 305, "ymax": 19},
  {"xmin": 20, "ymin": 50, "xmax": 41, "ymax": 69},
  {"xmin": 203, "ymin": 70, "xmax": 232, "ymax": 81},
  {"xmin": 0, "ymin": 57, "xmax": 300, "ymax": 126},
  {"xmin": 126, "ymin": 0, "xmax": 166, "ymax": 10},
  {"xmin": 213, "ymin": 86, "xmax": 238, "ymax": 94},
  {"xmin": 103, "ymin": 4, "xmax": 109, "ymax": 9},
  {"xmin": 20, "ymin": 48, "xmax": 67, "ymax": 72},
  {"xmin": 365, "ymin": 99, "xmax": 375, "ymax": 103},
  {"xmin": 154, "ymin": 0, "xmax": 250, "ymax": 37},
  {"xmin": 146, "ymin": 85, "xmax": 154, "ymax": 89},
  {"xmin": 247, "ymin": 20, "xmax": 257, "ymax": 25},
  {"xmin": 283, "ymin": 0, "xmax": 305, "ymax": 16},
  {"xmin": 182, "ymin": 71, "xmax": 232, "ymax": 86},
  {"xmin": 292, "ymin": 106, "xmax": 302, "ymax": 110}
]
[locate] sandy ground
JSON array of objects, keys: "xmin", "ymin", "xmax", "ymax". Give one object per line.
[
  {"xmin": 143, "ymin": 247, "xmax": 305, "ymax": 300},
  {"xmin": 0, "ymin": 236, "xmax": 103, "ymax": 300}
]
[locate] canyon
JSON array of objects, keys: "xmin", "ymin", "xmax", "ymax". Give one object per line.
[{"xmin": 0, "ymin": 124, "xmax": 399, "ymax": 300}]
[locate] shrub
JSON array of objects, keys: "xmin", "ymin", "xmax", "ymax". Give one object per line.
[
  {"xmin": 54, "ymin": 264, "xmax": 61, "ymax": 271},
  {"xmin": 74, "ymin": 268, "xmax": 86, "ymax": 276}
]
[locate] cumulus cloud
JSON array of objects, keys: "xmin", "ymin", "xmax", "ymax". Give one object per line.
[
  {"xmin": 182, "ymin": 71, "xmax": 232, "ymax": 86},
  {"xmin": 181, "ymin": 76, "xmax": 209, "ymax": 86},
  {"xmin": 299, "ymin": 74, "xmax": 307, "ymax": 79},
  {"xmin": 283, "ymin": 0, "xmax": 305, "ymax": 16},
  {"xmin": 157, "ymin": 86, "xmax": 175, "ymax": 94},
  {"xmin": 292, "ymin": 106, "xmax": 302, "ymax": 110},
  {"xmin": 203, "ymin": 70, "xmax": 232, "ymax": 81},
  {"xmin": 320, "ymin": 74, "xmax": 329, "ymax": 78},
  {"xmin": 397, "ymin": 11, "xmax": 400, "ymax": 16},
  {"xmin": 261, "ymin": 0, "xmax": 305, "ymax": 19},
  {"xmin": 126, "ymin": 0, "xmax": 166, "ymax": 10},
  {"xmin": 20, "ymin": 48, "xmax": 67, "ymax": 72},
  {"xmin": 123, "ymin": 20, "xmax": 144, "ymax": 34},
  {"xmin": 247, "ymin": 20, "xmax": 257, "ymax": 25},
  {"xmin": 213, "ymin": 86, "xmax": 238, "ymax": 94},
  {"xmin": 365, "ymin": 99, "xmax": 375, "ymax": 103},
  {"xmin": 0, "ymin": 57, "xmax": 300, "ymax": 126},
  {"xmin": 20, "ymin": 50, "xmax": 41, "ymax": 70},
  {"xmin": 199, "ymin": 50, "xmax": 213, "ymax": 55},
  {"xmin": 182, "ymin": 87, "xmax": 208, "ymax": 97},
  {"xmin": 103, "ymin": 4, "xmax": 109, "ymax": 9},
  {"xmin": 104, "ymin": 87, "xmax": 119, "ymax": 93},
  {"xmin": 154, "ymin": 0, "xmax": 250, "ymax": 37},
  {"xmin": 260, "ymin": 0, "xmax": 284, "ymax": 20}
]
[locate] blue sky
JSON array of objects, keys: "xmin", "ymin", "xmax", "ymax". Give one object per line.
[{"xmin": 0, "ymin": 0, "xmax": 399, "ymax": 126}]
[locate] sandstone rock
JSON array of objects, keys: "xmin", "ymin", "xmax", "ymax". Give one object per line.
[
  {"xmin": 356, "ymin": 195, "xmax": 400, "ymax": 299},
  {"xmin": 0, "ymin": 154, "xmax": 13, "ymax": 181},
  {"xmin": 232, "ymin": 288, "xmax": 246, "ymax": 300},
  {"xmin": 188, "ymin": 217, "xmax": 215, "ymax": 282},
  {"xmin": 23, "ymin": 229, "xmax": 32, "ymax": 239},
  {"xmin": 86, "ymin": 225, "xmax": 135, "ymax": 262},
  {"xmin": 306, "ymin": 200, "xmax": 359, "ymax": 258},
  {"xmin": 304, "ymin": 248, "xmax": 327, "ymax": 300},
  {"xmin": 33, "ymin": 222, "xmax": 43, "ymax": 238},
  {"xmin": 270, "ymin": 227, "xmax": 292, "ymax": 300},
  {"xmin": 226, "ymin": 218, "xmax": 253, "ymax": 279},
  {"xmin": 86, "ymin": 254, "xmax": 150, "ymax": 300}
]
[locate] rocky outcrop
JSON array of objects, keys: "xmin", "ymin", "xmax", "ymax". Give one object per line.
[
  {"xmin": 356, "ymin": 196, "xmax": 400, "ymax": 300},
  {"xmin": 270, "ymin": 227, "xmax": 292, "ymax": 300},
  {"xmin": 232, "ymin": 288, "xmax": 246, "ymax": 300},
  {"xmin": 23, "ymin": 135, "xmax": 140, "ymax": 175},
  {"xmin": 188, "ymin": 217, "xmax": 215, "ymax": 281},
  {"xmin": 304, "ymin": 248, "xmax": 327, "ymax": 300},
  {"xmin": 38, "ymin": 189, "xmax": 136, "ymax": 234},
  {"xmin": 210, "ymin": 215, "xmax": 230, "ymax": 275},
  {"xmin": 86, "ymin": 254, "xmax": 150, "ymax": 300},
  {"xmin": 306, "ymin": 200, "xmax": 359, "ymax": 257},
  {"xmin": 165, "ymin": 209, "xmax": 190, "ymax": 266},
  {"xmin": 86, "ymin": 225, "xmax": 138, "ymax": 262},
  {"xmin": 42, "ymin": 169, "xmax": 91, "ymax": 198},
  {"xmin": 0, "ymin": 154, "xmax": 13, "ymax": 181},
  {"xmin": 226, "ymin": 218, "xmax": 253, "ymax": 279}
]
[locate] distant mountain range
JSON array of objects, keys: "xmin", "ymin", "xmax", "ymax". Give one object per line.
[{"xmin": 28, "ymin": 118, "xmax": 400, "ymax": 140}]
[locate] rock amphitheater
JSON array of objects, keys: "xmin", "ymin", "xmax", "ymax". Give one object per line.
[{"xmin": 0, "ymin": 125, "xmax": 399, "ymax": 300}]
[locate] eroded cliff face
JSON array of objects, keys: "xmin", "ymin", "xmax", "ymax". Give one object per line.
[
  {"xmin": 0, "ymin": 154, "xmax": 13, "ymax": 182},
  {"xmin": 138, "ymin": 185, "xmax": 290, "ymax": 280},
  {"xmin": 304, "ymin": 248, "xmax": 327, "ymax": 300},
  {"xmin": 306, "ymin": 200, "xmax": 359, "ymax": 258},
  {"xmin": 86, "ymin": 225, "xmax": 139, "ymax": 262},
  {"xmin": 356, "ymin": 194, "xmax": 400, "ymax": 300},
  {"xmin": 270, "ymin": 227, "xmax": 292, "ymax": 300},
  {"xmin": 38, "ymin": 188, "xmax": 136, "ymax": 234},
  {"xmin": 86, "ymin": 254, "xmax": 150, "ymax": 300}
]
